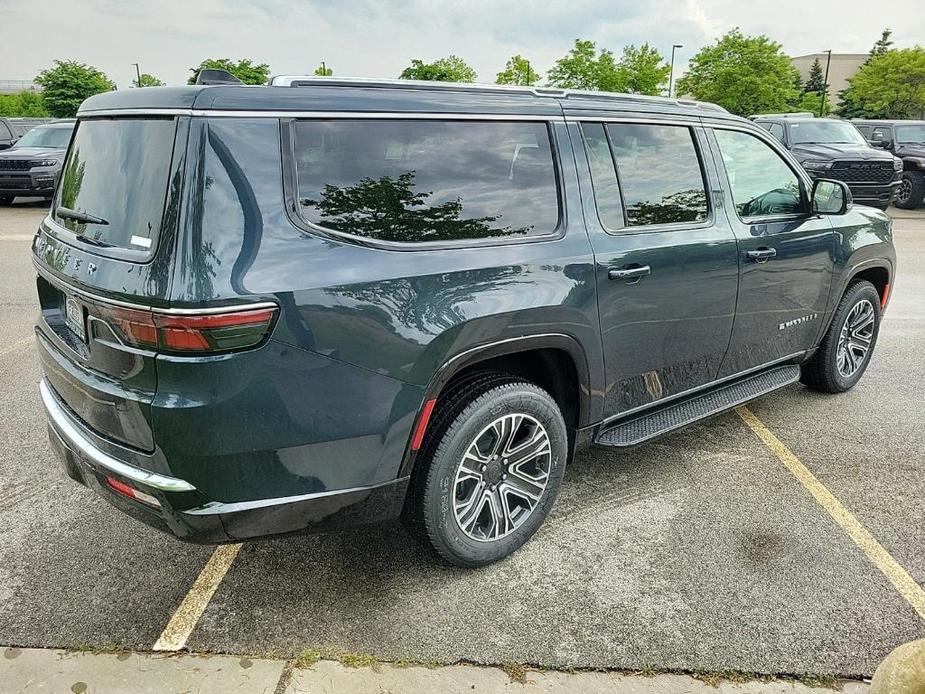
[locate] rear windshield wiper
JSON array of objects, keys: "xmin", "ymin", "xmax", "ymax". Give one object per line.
[{"xmin": 56, "ymin": 206, "xmax": 110, "ymax": 226}]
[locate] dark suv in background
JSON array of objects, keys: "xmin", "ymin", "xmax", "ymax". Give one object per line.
[
  {"xmin": 752, "ymin": 114, "xmax": 902, "ymax": 209},
  {"xmin": 854, "ymin": 120, "xmax": 925, "ymax": 210},
  {"xmin": 32, "ymin": 80, "xmax": 894, "ymax": 566},
  {"xmin": 0, "ymin": 120, "xmax": 74, "ymax": 205}
]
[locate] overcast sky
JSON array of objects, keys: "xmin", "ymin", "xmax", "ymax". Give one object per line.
[{"xmin": 2, "ymin": 0, "xmax": 923, "ymax": 89}]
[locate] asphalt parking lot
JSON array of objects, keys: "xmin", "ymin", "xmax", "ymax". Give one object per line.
[{"xmin": 0, "ymin": 200, "xmax": 922, "ymax": 680}]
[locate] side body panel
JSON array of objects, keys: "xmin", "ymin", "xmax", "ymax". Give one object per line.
[
  {"xmin": 567, "ymin": 114, "xmax": 740, "ymax": 417},
  {"xmin": 703, "ymin": 124, "xmax": 838, "ymax": 377},
  {"xmin": 162, "ymin": 115, "xmax": 600, "ymax": 503}
]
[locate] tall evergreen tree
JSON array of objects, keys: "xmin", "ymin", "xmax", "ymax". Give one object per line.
[
  {"xmin": 837, "ymin": 29, "xmax": 892, "ymax": 118},
  {"xmin": 804, "ymin": 58, "xmax": 828, "ymax": 95}
]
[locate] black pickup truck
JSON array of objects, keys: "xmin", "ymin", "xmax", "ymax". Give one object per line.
[
  {"xmin": 753, "ymin": 114, "xmax": 902, "ymax": 210},
  {"xmin": 854, "ymin": 120, "xmax": 925, "ymax": 209}
]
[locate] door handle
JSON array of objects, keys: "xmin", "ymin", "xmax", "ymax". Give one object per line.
[
  {"xmin": 608, "ymin": 265, "xmax": 651, "ymax": 282},
  {"xmin": 746, "ymin": 247, "xmax": 777, "ymax": 263}
]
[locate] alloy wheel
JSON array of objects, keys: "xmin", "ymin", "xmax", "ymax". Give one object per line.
[
  {"xmin": 897, "ymin": 178, "xmax": 912, "ymax": 205},
  {"xmin": 836, "ymin": 299, "xmax": 875, "ymax": 378},
  {"xmin": 452, "ymin": 413, "xmax": 551, "ymax": 542}
]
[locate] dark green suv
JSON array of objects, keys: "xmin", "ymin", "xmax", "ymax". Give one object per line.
[{"xmin": 33, "ymin": 79, "xmax": 895, "ymax": 566}]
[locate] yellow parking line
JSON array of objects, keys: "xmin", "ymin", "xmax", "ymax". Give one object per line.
[
  {"xmin": 153, "ymin": 543, "xmax": 243, "ymax": 652},
  {"xmin": 736, "ymin": 405, "xmax": 925, "ymax": 621}
]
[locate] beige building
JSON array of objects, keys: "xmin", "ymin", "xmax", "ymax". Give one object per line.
[{"xmin": 791, "ymin": 53, "xmax": 867, "ymax": 105}]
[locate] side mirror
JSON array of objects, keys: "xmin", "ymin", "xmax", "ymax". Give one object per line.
[
  {"xmin": 871, "ymin": 138, "xmax": 893, "ymax": 149},
  {"xmin": 812, "ymin": 179, "xmax": 852, "ymax": 215}
]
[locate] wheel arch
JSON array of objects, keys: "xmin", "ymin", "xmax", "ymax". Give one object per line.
[{"xmin": 398, "ymin": 333, "xmax": 598, "ymax": 477}]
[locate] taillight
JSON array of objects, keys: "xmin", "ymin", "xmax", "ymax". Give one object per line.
[
  {"xmin": 94, "ymin": 304, "xmax": 277, "ymax": 354},
  {"xmin": 106, "ymin": 476, "xmax": 161, "ymax": 507}
]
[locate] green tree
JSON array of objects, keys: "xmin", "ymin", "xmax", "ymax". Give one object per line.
[
  {"xmin": 0, "ymin": 90, "xmax": 48, "ymax": 117},
  {"xmin": 837, "ymin": 29, "xmax": 894, "ymax": 118},
  {"xmin": 399, "ymin": 56, "xmax": 477, "ymax": 82},
  {"xmin": 313, "ymin": 63, "xmax": 333, "ymax": 76},
  {"xmin": 804, "ymin": 58, "xmax": 827, "ymax": 95},
  {"xmin": 188, "ymin": 58, "xmax": 270, "ymax": 85},
  {"xmin": 133, "ymin": 73, "xmax": 164, "ymax": 88},
  {"xmin": 848, "ymin": 48, "xmax": 925, "ymax": 119},
  {"xmin": 619, "ymin": 43, "xmax": 671, "ymax": 95},
  {"xmin": 496, "ymin": 55, "xmax": 540, "ymax": 86},
  {"xmin": 547, "ymin": 39, "xmax": 626, "ymax": 91},
  {"xmin": 34, "ymin": 60, "xmax": 115, "ymax": 118},
  {"xmin": 675, "ymin": 29, "xmax": 800, "ymax": 116},
  {"xmin": 792, "ymin": 91, "xmax": 827, "ymax": 116}
]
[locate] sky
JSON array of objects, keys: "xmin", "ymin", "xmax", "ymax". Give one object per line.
[{"xmin": 2, "ymin": 0, "xmax": 924, "ymax": 89}]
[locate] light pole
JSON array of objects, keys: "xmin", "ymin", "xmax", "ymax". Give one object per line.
[
  {"xmin": 820, "ymin": 49, "xmax": 832, "ymax": 116},
  {"xmin": 132, "ymin": 62, "xmax": 141, "ymax": 87},
  {"xmin": 668, "ymin": 44, "xmax": 683, "ymax": 98}
]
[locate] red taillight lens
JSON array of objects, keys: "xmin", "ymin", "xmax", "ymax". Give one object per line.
[
  {"xmin": 105, "ymin": 476, "xmax": 161, "ymax": 507},
  {"xmin": 154, "ymin": 308, "xmax": 277, "ymax": 353},
  {"xmin": 94, "ymin": 304, "xmax": 277, "ymax": 354}
]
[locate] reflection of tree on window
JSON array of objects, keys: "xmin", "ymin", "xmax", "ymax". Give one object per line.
[
  {"xmin": 625, "ymin": 188, "xmax": 708, "ymax": 226},
  {"xmin": 300, "ymin": 171, "xmax": 532, "ymax": 243},
  {"xmin": 57, "ymin": 147, "xmax": 86, "ymax": 231}
]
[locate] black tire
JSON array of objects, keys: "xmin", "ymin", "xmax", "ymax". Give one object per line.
[
  {"xmin": 800, "ymin": 280, "xmax": 882, "ymax": 393},
  {"xmin": 409, "ymin": 376, "xmax": 568, "ymax": 567},
  {"xmin": 0, "ymin": 195, "xmax": 13, "ymax": 206},
  {"xmin": 894, "ymin": 171, "xmax": 925, "ymax": 210}
]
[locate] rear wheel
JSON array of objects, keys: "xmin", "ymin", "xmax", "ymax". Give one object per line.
[
  {"xmin": 409, "ymin": 376, "xmax": 568, "ymax": 567},
  {"xmin": 894, "ymin": 171, "xmax": 925, "ymax": 210},
  {"xmin": 800, "ymin": 280, "xmax": 881, "ymax": 393}
]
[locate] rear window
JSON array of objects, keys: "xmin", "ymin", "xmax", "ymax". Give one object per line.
[
  {"xmin": 291, "ymin": 119, "xmax": 560, "ymax": 244},
  {"xmin": 606, "ymin": 123, "xmax": 708, "ymax": 227},
  {"xmin": 54, "ymin": 118, "xmax": 177, "ymax": 252}
]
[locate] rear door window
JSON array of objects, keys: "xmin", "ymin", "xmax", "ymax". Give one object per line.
[
  {"xmin": 605, "ymin": 123, "xmax": 709, "ymax": 227},
  {"xmin": 291, "ymin": 119, "xmax": 560, "ymax": 244},
  {"xmin": 53, "ymin": 118, "xmax": 177, "ymax": 253}
]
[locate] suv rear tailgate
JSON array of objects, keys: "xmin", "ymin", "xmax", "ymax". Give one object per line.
[{"xmin": 32, "ymin": 116, "xmax": 188, "ymax": 452}]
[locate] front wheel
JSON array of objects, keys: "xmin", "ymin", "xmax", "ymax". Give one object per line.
[
  {"xmin": 0, "ymin": 195, "xmax": 13, "ymax": 206},
  {"xmin": 801, "ymin": 280, "xmax": 882, "ymax": 393},
  {"xmin": 894, "ymin": 171, "xmax": 925, "ymax": 210},
  {"xmin": 411, "ymin": 378, "xmax": 568, "ymax": 567}
]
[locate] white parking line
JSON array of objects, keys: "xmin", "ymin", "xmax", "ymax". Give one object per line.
[
  {"xmin": 737, "ymin": 405, "xmax": 925, "ymax": 621},
  {"xmin": 153, "ymin": 543, "xmax": 243, "ymax": 652},
  {"xmin": 0, "ymin": 235, "xmax": 35, "ymax": 241}
]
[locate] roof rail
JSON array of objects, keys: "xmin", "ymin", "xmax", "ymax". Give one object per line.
[
  {"xmin": 266, "ymin": 75, "xmax": 728, "ymax": 113},
  {"xmin": 751, "ymin": 112, "xmax": 815, "ymax": 120}
]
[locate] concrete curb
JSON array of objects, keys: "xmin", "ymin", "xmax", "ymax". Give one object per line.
[{"xmin": 0, "ymin": 647, "xmax": 870, "ymax": 694}]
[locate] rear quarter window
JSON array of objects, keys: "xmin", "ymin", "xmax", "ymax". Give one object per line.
[
  {"xmin": 53, "ymin": 118, "xmax": 177, "ymax": 253},
  {"xmin": 290, "ymin": 119, "xmax": 561, "ymax": 244}
]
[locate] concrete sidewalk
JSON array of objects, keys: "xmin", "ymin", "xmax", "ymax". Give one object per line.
[{"xmin": 1, "ymin": 647, "xmax": 869, "ymax": 694}]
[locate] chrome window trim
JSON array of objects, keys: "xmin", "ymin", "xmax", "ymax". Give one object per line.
[
  {"xmin": 79, "ymin": 108, "xmax": 565, "ymax": 121},
  {"xmin": 40, "ymin": 379, "xmax": 196, "ymax": 492},
  {"xmin": 33, "ymin": 260, "xmax": 277, "ymax": 316}
]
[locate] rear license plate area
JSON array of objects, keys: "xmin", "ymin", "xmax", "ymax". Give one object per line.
[{"xmin": 64, "ymin": 294, "xmax": 87, "ymax": 342}]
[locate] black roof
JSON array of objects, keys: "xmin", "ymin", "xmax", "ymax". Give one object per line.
[{"xmin": 78, "ymin": 79, "xmax": 738, "ymax": 122}]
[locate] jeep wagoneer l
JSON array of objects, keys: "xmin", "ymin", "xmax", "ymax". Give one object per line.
[{"xmin": 32, "ymin": 78, "xmax": 894, "ymax": 566}]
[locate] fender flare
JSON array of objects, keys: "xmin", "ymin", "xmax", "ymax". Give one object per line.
[{"xmin": 398, "ymin": 332, "xmax": 597, "ymax": 477}]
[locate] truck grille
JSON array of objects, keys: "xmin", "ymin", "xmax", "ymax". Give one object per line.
[
  {"xmin": 0, "ymin": 160, "xmax": 34, "ymax": 171},
  {"xmin": 829, "ymin": 160, "xmax": 895, "ymax": 184}
]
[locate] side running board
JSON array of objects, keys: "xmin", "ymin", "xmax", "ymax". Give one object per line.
[{"xmin": 595, "ymin": 364, "xmax": 801, "ymax": 447}]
